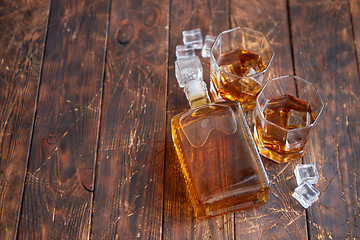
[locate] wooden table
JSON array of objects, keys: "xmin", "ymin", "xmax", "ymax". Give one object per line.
[{"xmin": 1, "ymin": 0, "xmax": 359, "ymax": 239}]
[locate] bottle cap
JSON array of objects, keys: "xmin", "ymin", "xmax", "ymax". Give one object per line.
[{"xmin": 175, "ymin": 56, "xmax": 203, "ymax": 88}]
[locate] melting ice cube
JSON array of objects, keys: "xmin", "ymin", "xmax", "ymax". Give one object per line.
[
  {"xmin": 292, "ymin": 181, "xmax": 320, "ymax": 209},
  {"xmin": 287, "ymin": 109, "xmax": 311, "ymax": 128},
  {"xmin": 294, "ymin": 163, "xmax": 319, "ymax": 185},
  {"xmin": 176, "ymin": 45, "xmax": 196, "ymax": 59},
  {"xmin": 201, "ymin": 35, "xmax": 216, "ymax": 58},
  {"xmin": 182, "ymin": 28, "xmax": 203, "ymax": 49}
]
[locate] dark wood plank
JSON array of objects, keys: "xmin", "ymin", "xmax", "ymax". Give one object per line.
[
  {"xmin": 90, "ymin": 0, "xmax": 168, "ymax": 238},
  {"xmin": 163, "ymin": 0, "xmax": 234, "ymax": 239},
  {"xmin": 349, "ymin": 0, "xmax": 360, "ymax": 73},
  {"xmin": 17, "ymin": 0, "xmax": 109, "ymax": 238},
  {"xmin": 348, "ymin": 1, "xmax": 360, "ymax": 230},
  {"xmin": 290, "ymin": 0, "xmax": 360, "ymax": 238},
  {"xmin": 231, "ymin": 0, "xmax": 308, "ymax": 239},
  {"xmin": 0, "ymin": 0, "xmax": 50, "ymax": 239}
]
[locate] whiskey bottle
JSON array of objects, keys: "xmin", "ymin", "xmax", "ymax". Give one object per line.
[{"xmin": 171, "ymin": 56, "xmax": 270, "ymax": 219}]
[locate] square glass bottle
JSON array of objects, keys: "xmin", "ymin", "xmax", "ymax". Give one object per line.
[{"xmin": 171, "ymin": 56, "xmax": 270, "ymax": 219}]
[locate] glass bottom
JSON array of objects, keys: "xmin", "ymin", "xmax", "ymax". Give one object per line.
[
  {"xmin": 253, "ymin": 126, "xmax": 304, "ymax": 163},
  {"xmin": 209, "ymin": 81, "xmax": 257, "ymax": 111}
]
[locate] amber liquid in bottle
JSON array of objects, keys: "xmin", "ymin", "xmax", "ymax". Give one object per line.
[
  {"xmin": 173, "ymin": 56, "xmax": 269, "ymax": 218},
  {"xmin": 255, "ymin": 94, "xmax": 315, "ymax": 162},
  {"xmin": 210, "ymin": 49, "xmax": 266, "ymax": 104},
  {"xmin": 172, "ymin": 101, "xmax": 269, "ymax": 219}
]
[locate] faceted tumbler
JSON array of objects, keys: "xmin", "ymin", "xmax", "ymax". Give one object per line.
[
  {"xmin": 254, "ymin": 75, "xmax": 324, "ymax": 163},
  {"xmin": 210, "ymin": 27, "xmax": 275, "ymax": 110}
]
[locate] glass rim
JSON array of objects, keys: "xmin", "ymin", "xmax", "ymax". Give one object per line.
[
  {"xmin": 256, "ymin": 75, "xmax": 324, "ymax": 132},
  {"xmin": 210, "ymin": 26, "xmax": 275, "ymax": 80}
]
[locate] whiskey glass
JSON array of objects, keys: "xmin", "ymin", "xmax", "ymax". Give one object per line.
[
  {"xmin": 254, "ymin": 75, "xmax": 324, "ymax": 163},
  {"xmin": 210, "ymin": 27, "xmax": 275, "ymax": 110}
]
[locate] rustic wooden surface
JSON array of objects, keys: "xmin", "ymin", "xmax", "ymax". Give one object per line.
[
  {"xmin": 290, "ymin": 0, "xmax": 360, "ymax": 238},
  {"xmin": 0, "ymin": 0, "xmax": 50, "ymax": 239},
  {"xmin": 91, "ymin": 0, "xmax": 168, "ymax": 238},
  {"xmin": 17, "ymin": 0, "xmax": 109, "ymax": 238},
  {"xmin": 0, "ymin": 0, "xmax": 359, "ymax": 239}
]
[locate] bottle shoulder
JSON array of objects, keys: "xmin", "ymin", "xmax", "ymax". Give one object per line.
[
  {"xmin": 172, "ymin": 100, "xmax": 242, "ymax": 123},
  {"xmin": 171, "ymin": 100, "xmax": 247, "ymax": 148}
]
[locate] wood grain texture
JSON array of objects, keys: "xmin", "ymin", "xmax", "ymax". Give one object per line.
[
  {"xmin": 90, "ymin": 0, "xmax": 168, "ymax": 238},
  {"xmin": 349, "ymin": 0, "xmax": 360, "ymax": 73},
  {"xmin": 17, "ymin": 0, "xmax": 109, "ymax": 238},
  {"xmin": 0, "ymin": 0, "xmax": 50, "ymax": 239},
  {"xmin": 0, "ymin": 0, "xmax": 359, "ymax": 239},
  {"xmin": 163, "ymin": 0, "xmax": 234, "ymax": 239},
  {"xmin": 290, "ymin": 0, "xmax": 360, "ymax": 238},
  {"xmin": 230, "ymin": 0, "xmax": 308, "ymax": 239},
  {"xmin": 348, "ymin": 2, "xmax": 360, "ymax": 234}
]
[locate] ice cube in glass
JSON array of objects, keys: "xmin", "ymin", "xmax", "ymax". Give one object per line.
[
  {"xmin": 201, "ymin": 35, "xmax": 216, "ymax": 58},
  {"xmin": 294, "ymin": 163, "xmax": 319, "ymax": 185},
  {"xmin": 176, "ymin": 45, "xmax": 196, "ymax": 59},
  {"xmin": 287, "ymin": 109, "xmax": 311, "ymax": 129},
  {"xmin": 292, "ymin": 181, "xmax": 320, "ymax": 209},
  {"xmin": 245, "ymin": 67, "xmax": 263, "ymax": 85},
  {"xmin": 182, "ymin": 28, "xmax": 203, "ymax": 49}
]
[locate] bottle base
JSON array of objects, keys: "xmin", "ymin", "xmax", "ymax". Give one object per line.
[{"xmin": 193, "ymin": 187, "xmax": 269, "ymax": 220}]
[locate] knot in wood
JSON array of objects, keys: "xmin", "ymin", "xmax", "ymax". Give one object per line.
[
  {"xmin": 116, "ymin": 23, "xmax": 134, "ymax": 45},
  {"xmin": 143, "ymin": 8, "xmax": 160, "ymax": 28},
  {"xmin": 46, "ymin": 133, "xmax": 57, "ymax": 145}
]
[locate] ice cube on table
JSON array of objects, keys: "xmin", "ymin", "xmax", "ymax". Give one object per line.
[
  {"xmin": 176, "ymin": 45, "xmax": 196, "ymax": 59},
  {"xmin": 201, "ymin": 35, "xmax": 216, "ymax": 58},
  {"xmin": 292, "ymin": 181, "xmax": 320, "ymax": 209},
  {"xmin": 182, "ymin": 28, "xmax": 203, "ymax": 49},
  {"xmin": 175, "ymin": 56, "xmax": 203, "ymax": 88},
  {"xmin": 287, "ymin": 109, "xmax": 311, "ymax": 128},
  {"xmin": 294, "ymin": 163, "xmax": 319, "ymax": 185}
]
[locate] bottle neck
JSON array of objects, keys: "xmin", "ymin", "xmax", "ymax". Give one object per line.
[{"xmin": 183, "ymin": 80, "xmax": 211, "ymax": 108}]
